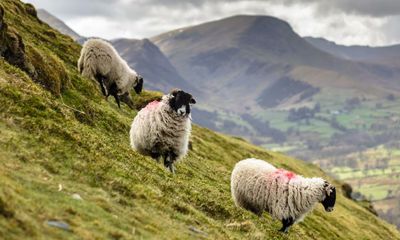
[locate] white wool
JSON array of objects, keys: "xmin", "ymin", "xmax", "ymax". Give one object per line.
[
  {"xmin": 77, "ymin": 38, "xmax": 139, "ymax": 95},
  {"xmin": 129, "ymin": 93, "xmax": 191, "ymax": 161},
  {"xmin": 231, "ymin": 158, "xmax": 326, "ymax": 222}
]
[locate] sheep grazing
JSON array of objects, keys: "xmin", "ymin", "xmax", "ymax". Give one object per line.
[
  {"xmin": 130, "ymin": 89, "xmax": 196, "ymax": 173},
  {"xmin": 77, "ymin": 38, "xmax": 143, "ymax": 109},
  {"xmin": 231, "ymin": 158, "xmax": 336, "ymax": 233}
]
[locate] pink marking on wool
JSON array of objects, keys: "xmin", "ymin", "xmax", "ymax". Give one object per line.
[
  {"xmin": 144, "ymin": 100, "xmax": 160, "ymax": 110},
  {"xmin": 275, "ymin": 169, "xmax": 297, "ymax": 180}
]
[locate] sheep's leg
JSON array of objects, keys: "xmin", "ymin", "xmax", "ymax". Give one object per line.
[
  {"xmin": 120, "ymin": 92, "xmax": 135, "ymax": 109},
  {"xmin": 113, "ymin": 94, "xmax": 121, "ymax": 108},
  {"xmin": 162, "ymin": 153, "xmax": 171, "ymax": 172},
  {"xmin": 100, "ymin": 81, "xmax": 108, "ymax": 97},
  {"xmin": 163, "ymin": 152, "xmax": 177, "ymax": 174},
  {"xmin": 107, "ymin": 83, "xmax": 120, "ymax": 108},
  {"xmin": 150, "ymin": 151, "xmax": 161, "ymax": 162},
  {"xmin": 279, "ymin": 217, "xmax": 294, "ymax": 233},
  {"xmin": 95, "ymin": 74, "xmax": 108, "ymax": 96}
]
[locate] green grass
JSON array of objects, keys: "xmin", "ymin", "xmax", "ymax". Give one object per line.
[
  {"xmin": 0, "ymin": 0, "xmax": 400, "ymax": 239},
  {"xmin": 331, "ymin": 166, "xmax": 400, "ymax": 180},
  {"xmin": 358, "ymin": 185, "xmax": 392, "ymax": 201},
  {"xmin": 256, "ymin": 110, "xmax": 295, "ymax": 131}
]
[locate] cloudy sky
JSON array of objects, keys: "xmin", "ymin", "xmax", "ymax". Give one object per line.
[{"xmin": 24, "ymin": 0, "xmax": 400, "ymax": 46}]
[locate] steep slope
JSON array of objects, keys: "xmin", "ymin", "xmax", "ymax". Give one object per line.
[
  {"xmin": 37, "ymin": 9, "xmax": 85, "ymax": 43},
  {"xmin": 152, "ymin": 15, "xmax": 400, "ymax": 111},
  {"xmin": 305, "ymin": 37, "xmax": 400, "ymax": 67},
  {"xmin": 111, "ymin": 38, "xmax": 198, "ymax": 94},
  {"xmin": 1, "ymin": 1, "xmax": 400, "ymax": 239}
]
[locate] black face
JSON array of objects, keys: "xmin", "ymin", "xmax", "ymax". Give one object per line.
[
  {"xmin": 168, "ymin": 89, "xmax": 196, "ymax": 116},
  {"xmin": 321, "ymin": 184, "xmax": 336, "ymax": 212},
  {"xmin": 134, "ymin": 76, "xmax": 143, "ymax": 94}
]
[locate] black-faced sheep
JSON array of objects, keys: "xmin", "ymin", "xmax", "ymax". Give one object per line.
[
  {"xmin": 231, "ymin": 158, "xmax": 336, "ymax": 233},
  {"xmin": 77, "ymin": 38, "xmax": 143, "ymax": 109},
  {"xmin": 129, "ymin": 89, "xmax": 196, "ymax": 173}
]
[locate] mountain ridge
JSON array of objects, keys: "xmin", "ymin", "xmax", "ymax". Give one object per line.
[
  {"xmin": 37, "ymin": 9, "xmax": 84, "ymax": 42},
  {"xmin": 152, "ymin": 15, "xmax": 400, "ymax": 111},
  {"xmin": 305, "ymin": 36, "xmax": 400, "ymax": 67}
]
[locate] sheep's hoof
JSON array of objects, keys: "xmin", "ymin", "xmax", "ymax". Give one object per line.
[
  {"xmin": 279, "ymin": 228, "xmax": 289, "ymax": 234},
  {"xmin": 167, "ymin": 164, "xmax": 175, "ymax": 174}
]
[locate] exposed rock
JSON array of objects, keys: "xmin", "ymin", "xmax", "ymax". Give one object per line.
[
  {"xmin": 24, "ymin": 3, "xmax": 39, "ymax": 21},
  {"xmin": 188, "ymin": 226, "xmax": 207, "ymax": 236},
  {"xmin": 0, "ymin": 6, "xmax": 31, "ymax": 74},
  {"xmin": 71, "ymin": 193, "xmax": 83, "ymax": 201},
  {"xmin": 0, "ymin": 5, "xmax": 69, "ymax": 96},
  {"xmin": 46, "ymin": 220, "xmax": 71, "ymax": 232}
]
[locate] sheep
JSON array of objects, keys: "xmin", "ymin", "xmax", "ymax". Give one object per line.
[
  {"xmin": 231, "ymin": 158, "xmax": 336, "ymax": 233},
  {"xmin": 77, "ymin": 38, "xmax": 143, "ymax": 109},
  {"xmin": 129, "ymin": 89, "xmax": 196, "ymax": 173}
]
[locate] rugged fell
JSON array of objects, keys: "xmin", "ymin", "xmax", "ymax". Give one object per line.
[
  {"xmin": 152, "ymin": 15, "xmax": 400, "ymax": 111},
  {"xmin": 0, "ymin": 1, "xmax": 399, "ymax": 239}
]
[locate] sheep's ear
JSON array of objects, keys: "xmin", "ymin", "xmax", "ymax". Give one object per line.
[
  {"xmin": 324, "ymin": 183, "xmax": 334, "ymax": 196},
  {"xmin": 170, "ymin": 88, "xmax": 180, "ymax": 97},
  {"xmin": 190, "ymin": 97, "xmax": 196, "ymax": 104},
  {"xmin": 323, "ymin": 180, "xmax": 329, "ymax": 187}
]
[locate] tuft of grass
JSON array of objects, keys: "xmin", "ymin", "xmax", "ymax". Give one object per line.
[{"xmin": 26, "ymin": 44, "xmax": 70, "ymax": 96}]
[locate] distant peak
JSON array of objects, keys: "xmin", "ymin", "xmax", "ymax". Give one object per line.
[
  {"xmin": 305, "ymin": 37, "xmax": 338, "ymax": 46},
  {"xmin": 225, "ymin": 14, "xmax": 284, "ymax": 21},
  {"xmin": 222, "ymin": 14, "xmax": 291, "ymax": 25}
]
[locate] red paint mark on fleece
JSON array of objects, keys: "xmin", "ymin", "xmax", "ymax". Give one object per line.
[
  {"xmin": 275, "ymin": 169, "xmax": 297, "ymax": 180},
  {"xmin": 144, "ymin": 100, "xmax": 160, "ymax": 110}
]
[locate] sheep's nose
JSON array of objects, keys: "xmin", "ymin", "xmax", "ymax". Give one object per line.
[
  {"xmin": 326, "ymin": 207, "xmax": 334, "ymax": 212},
  {"xmin": 177, "ymin": 106, "xmax": 186, "ymax": 116}
]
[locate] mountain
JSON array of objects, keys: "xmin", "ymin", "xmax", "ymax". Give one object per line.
[
  {"xmin": 111, "ymin": 38, "xmax": 198, "ymax": 94},
  {"xmin": 37, "ymin": 9, "xmax": 85, "ymax": 43},
  {"xmin": 305, "ymin": 37, "xmax": 400, "ymax": 67},
  {"xmin": 152, "ymin": 15, "xmax": 400, "ymax": 111},
  {"xmin": 3, "ymin": 1, "xmax": 400, "ymax": 238}
]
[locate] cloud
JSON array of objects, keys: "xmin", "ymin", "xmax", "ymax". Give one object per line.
[
  {"xmin": 317, "ymin": 0, "xmax": 400, "ymax": 17},
  {"xmin": 23, "ymin": 0, "xmax": 400, "ymax": 46}
]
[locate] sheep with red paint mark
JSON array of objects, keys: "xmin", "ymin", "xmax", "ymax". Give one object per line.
[
  {"xmin": 231, "ymin": 158, "xmax": 336, "ymax": 233},
  {"xmin": 130, "ymin": 89, "xmax": 196, "ymax": 173}
]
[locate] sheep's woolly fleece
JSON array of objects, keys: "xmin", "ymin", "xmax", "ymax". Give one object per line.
[
  {"xmin": 231, "ymin": 158, "xmax": 328, "ymax": 222},
  {"xmin": 129, "ymin": 94, "xmax": 191, "ymax": 160},
  {"xmin": 77, "ymin": 38, "xmax": 140, "ymax": 95}
]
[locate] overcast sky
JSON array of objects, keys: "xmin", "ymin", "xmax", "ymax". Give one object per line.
[{"xmin": 23, "ymin": 0, "xmax": 400, "ymax": 46}]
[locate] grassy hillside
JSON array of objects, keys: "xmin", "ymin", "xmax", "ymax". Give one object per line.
[{"xmin": 0, "ymin": 1, "xmax": 399, "ymax": 239}]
